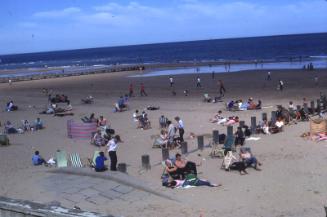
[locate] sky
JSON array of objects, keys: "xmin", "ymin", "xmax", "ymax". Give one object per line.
[{"xmin": 1, "ymin": 0, "xmax": 327, "ymax": 55}]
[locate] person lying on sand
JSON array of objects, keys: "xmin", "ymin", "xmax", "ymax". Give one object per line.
[
  {"xmin": 224, "ymin": 116, "xmax": 239, "ymax": 126},
  {"xmin": 210, "ymin": 110, "xmax": 227, "ymax": 124},
  {"xmin": 81, "ymin": 113, "xmax": 97, "ymax": 123},
  {"xmin": 167, "ymin": 177, "xmax": 220, "ymax": 188}
]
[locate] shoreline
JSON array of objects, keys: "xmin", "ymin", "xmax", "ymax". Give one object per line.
[{"xmin": 0, "ymin": 58, "xmax": 326, "ymax": 83}]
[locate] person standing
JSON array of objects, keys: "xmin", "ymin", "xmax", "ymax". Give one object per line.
[
  {"xmin": 169, "ymin": 76, "xmax": 174, "ymax": 87},
  {"xmin": 196, "ymin": 76, "xmax": 201, "ymax": 88},
  {"xmin": 218, "ymin": 80, "xmax": 226, "ymax": 96},
  {"xmin": 279, "ymin": 80, "xmax": 284, "ymax": 91},
  {"xmin": 129, "ymin": 83, "xmax": 134, "ymax": 97},
  {"xmin": 267, "ymin": 71, "xmax": 271, "ymax": 81},
  {"xmin": 107, "ymin": 135, "xmax": 121, "ymax": 171},
  {"xmin": 175, "ymin": 116, "xmax": 184, "ymax": 142},
  {"xmin": 140, "ymin": 83, "xmax": 147, "ymax": 96},
  {"xmin": 211, "ymin": 71, "xmax": 215, "ymax": 79},
  {"xmin": 314, "ymin": 76, "xmax": 319, "ymax": 86}
]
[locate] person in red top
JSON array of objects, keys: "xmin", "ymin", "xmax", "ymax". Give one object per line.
[
  {"xmin": 129, "ymin": 83, "xmax": 134, "ymax": 97},
  {"xmin": 140, "ymin": 83, "xmax": 147, "ymax": 96}
]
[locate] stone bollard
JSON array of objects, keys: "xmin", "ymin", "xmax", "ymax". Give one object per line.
[
  {"xmin": 117, "ymin": 163, "xmax": 127, "ymax": 173},
  {"xmin": 303, "ymin": 103, "xmax": 309, "ymax": 113},
  {"xmin": 317, "ymin": 99, "xmax": 321, "ymax": 113},
  {"xmin": 239, "ymin": 121, "xmax": 245, "ymax": 128},
  {"xmin": 162, "ymin": 148, "xmax": 170, "ymax": 161},
  {"xmin": 271, "ymin": 111, "xmax": 277, "ymax": 124},
  {"xmin": 262, "ymin": 113, "xmax": 267, "ymax": 121},
  {"xmin": 141, "ymin": 155, "xmax": 151, "ymax": 170},
  {"xmin": 212, "ymin": 130, "xmax": 219, "ymax": 144},
  {"xmin": 227, "ymin": 126, "xmax": 233, "ymax": 137},
  {"xmin": 197, "ymin": 136, "xmax": 204, "ymax": 150},
  {"xmin": 250, "ymin": 116, "xmax": 256, "ymax": 134},
  {"xmin": 310, "ymin": 100, "xmax": 315, "ymax": 114},
  {"xmin": 181, "ymin": 141, "xmax": 188, "ymax": 154}
]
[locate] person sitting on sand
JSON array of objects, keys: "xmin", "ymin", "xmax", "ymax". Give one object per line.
[
  {"xmin": 22, "ymin": 120, "xmax": 31, "ymax": 131},
  {"xmin": 64, "ymin": 101, "xmax": 72, "ymax": 112},
  {"xmin": 166, "ymin": 177, "xmax": 219, "ymax": 188},
  {"xmin": 91, "ymin": 130, "xmax": 104, "ymax": 146},
  {"xmin": 97, "ymin": 116, "xmax": 108, "ymax": 128},
  {"xmin": 32, "ymin": 151, "xmax": 47, "ymax": 166},
  {"xmin": 4, "ymin": 121, "xmax": 18, "ymax": 134},
  {"xmin": 139, "ymin": 111, "xmax": 151, "ymax": 129},
  {"xmin": 95, "ymin": 151, "xmax": 108, "ymax": 172},
  {"xmin": 6, "ymin": 101, "xmax": 18, "ymax": 112},
  {"xmin": 34, "ymin": 117, "xmax": 44, "ymax": 130},
  {"xmin": 240, "ymin": 148, "xmax": 262, "ymax": 171},
  {"xmin": 174, "ymin": 153, "xmax": 198, "ymax": 179},
  {"xmin": 153, "ymin": 129, "xmax": 169, "ymax": 148}
]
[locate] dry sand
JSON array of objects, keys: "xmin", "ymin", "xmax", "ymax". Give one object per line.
[{"xmin": 1, "ymin": 68, "xmax": 327, "ymax": 217}]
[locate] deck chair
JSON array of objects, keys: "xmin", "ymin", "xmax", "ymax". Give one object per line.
[
  {"xmin": 209, "ymin": 143, "xmax": 224, "ymax": 158},
  {"xmin": 221, "ymin": 151, "xmax": 237, "ymax": 170},
  {"xmin": 70, "ymin": 153, "xmax": 83, "ymax": 167},
  {"xmin": 55, "ymin": 150, "xmax": 68, "ymax": 168},
  {"xmin": 87, "ymin": 150, "xmax": 100, "ymax": 168},
  {"xmin": 203, "ymin": 94, "xmax": 211, "ymax": 102}
]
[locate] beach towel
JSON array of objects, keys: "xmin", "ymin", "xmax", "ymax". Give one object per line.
[
  {"xmin": 70, "ymin": 153, "xmax": 83, "ymax": 167},
  {"xmin": 245, "ymin": 137, "xmax": 261, "ymax": 141},
  {"xmin": 55, "ymin": 150, "xmax": 68, "ymax": 168}
]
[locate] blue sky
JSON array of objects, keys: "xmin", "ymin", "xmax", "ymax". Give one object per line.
[{"xmin": 1, "ymin": 0, "xmax": 327, "ymax": 54}]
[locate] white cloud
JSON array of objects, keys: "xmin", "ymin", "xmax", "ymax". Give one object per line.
[{"xmin": 33, "ymin": 7, "xmax": 81, "ymax": 18}]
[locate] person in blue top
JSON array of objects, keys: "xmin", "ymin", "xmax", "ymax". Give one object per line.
[
  {"xmin": 32, "ymin": 151, "xmax": 46, "ymax": 166},
  {"xmin": 34, "ymin": 117, "xmax": 43, "ymax": 130},
  {"xmin": 95, "ymin": 151, "xmax": 108, "ymax": 172}
]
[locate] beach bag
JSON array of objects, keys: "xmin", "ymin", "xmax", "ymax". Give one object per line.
[
  {"xmin": 183, "ymin": 174, "xmax": 199, "ymax": 186},
  {"xmin": 0, "ymin": 135, "xmax": 9, "ymax": 146}
]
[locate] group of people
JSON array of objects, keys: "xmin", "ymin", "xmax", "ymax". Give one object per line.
[
  {"xmin": 223, "ymin": 148, "xmax": 262, "ymax": 175},
  {"xmin": 210, "ymin": 110, "xmax": 240, "ymax": 126},
  {"xmin": 4, "ymin": 118, "xmax": 44, "ymax": 134},
  {"xmin": 94, "ymin": 135, "xmax": 122, "ymax": 172},
  {"xmin": 154, "ymin": 116, "xmax": 185, "ymax": 149},
  {"xmin": 227, "ymin": 98, "xmax": 262, "ymax": 111},
  {"xmin": 40, "ymin": 101, "xmax": 73, "ymax": 115},
  {"xmin": 128, "ymin": 83, "xmax": 147, "ymax": 97},
  {"xmin": 133, "ymin": 110, "xmax": 151, "ymax": 129},
  {"xmin": 163, "ymin": 153, "xmax": 219, "ymax": 188}
]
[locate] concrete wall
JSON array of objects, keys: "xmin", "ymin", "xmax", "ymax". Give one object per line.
[{"xmin": 0, "ymin": 196, "xmax": 112, "ymax": 217}]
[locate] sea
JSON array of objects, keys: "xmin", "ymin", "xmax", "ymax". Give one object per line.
[{"xmin": 0, "ymin": 32, "xmax": 326, "ymax": 78}]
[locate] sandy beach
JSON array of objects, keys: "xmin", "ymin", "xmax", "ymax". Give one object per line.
[{"xmin": 1, "ymin": 68, "xmax": 327, "ymax": 217}]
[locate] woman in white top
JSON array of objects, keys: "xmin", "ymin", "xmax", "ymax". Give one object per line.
[{"xmin": 107, "ymin": 135, "xmax": 121, "ymax": 171}]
